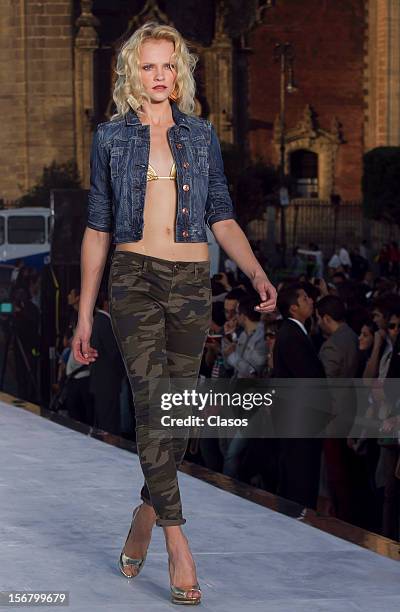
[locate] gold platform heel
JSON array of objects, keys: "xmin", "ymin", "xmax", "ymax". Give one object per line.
[
  {"xmin": 168, "ymin": 558, "xmax": 202, "ymax": 605},
  {"xmin": 118, "ymin": 505, "xmax": 148, "ymax": 579}
]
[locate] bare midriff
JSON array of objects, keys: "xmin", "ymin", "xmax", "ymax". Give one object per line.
[{"xmin": 115, "ymin": 122, "xmax": 209, "ymax": 262}]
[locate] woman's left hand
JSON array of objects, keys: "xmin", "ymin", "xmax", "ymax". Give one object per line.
[{"xmin": 252, "ymin": 273, "xmax": 277, "ymax": 313}]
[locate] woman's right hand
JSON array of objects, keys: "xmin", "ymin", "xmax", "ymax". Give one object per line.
[{"xmin": 72, "ymin": 318, "xmax": 98, "ymax": 365}]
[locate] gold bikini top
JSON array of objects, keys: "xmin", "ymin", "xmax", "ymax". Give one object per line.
[{"xmin": 146, "ymin": 162, "xmax": 177, "ymax": 182}]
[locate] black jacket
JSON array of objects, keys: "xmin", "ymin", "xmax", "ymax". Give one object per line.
[
  {"xmin": 272, "ymin": 319, "xmax": 328, "ymax": 436},
  {"xmin": 273, "ymin": 319, "xmax": 325, "ymax": 379}
]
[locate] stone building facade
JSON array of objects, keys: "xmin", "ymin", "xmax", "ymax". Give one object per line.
[
  {"xmin": 247, "ymin": 0, "xmax": 366, "ymax": 201},
  {"xmin": 0, "ymin": 0, "xmax": 75, "ymax": 201},
  {"xmin": 1, "ymin": 0, "xmax": 399, "ymax": 204},
  {"xmin": 246, "ymin": 0, "xmax": 400, "ymax": 202}
]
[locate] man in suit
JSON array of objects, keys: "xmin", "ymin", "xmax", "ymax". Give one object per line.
[
  {"xmin": 316, "ymin": 295, "xmax": 359, "ymax": 522},
  {"xmin": 272, "ymin": 283, "xmax": 326, "ymax": 518},
  {"xmin": 316, "ymin": 295, "xmax": 359, "ymax": 433}
]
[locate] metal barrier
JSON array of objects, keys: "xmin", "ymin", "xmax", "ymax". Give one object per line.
[{"xmin": 246, "ymin": 200, "xmax": 400, "ymax": 254}]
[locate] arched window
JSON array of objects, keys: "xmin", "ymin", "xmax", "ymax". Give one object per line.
[{"xmin": 290, "ymin": 150, "xmax": 319, "ymax": 198}]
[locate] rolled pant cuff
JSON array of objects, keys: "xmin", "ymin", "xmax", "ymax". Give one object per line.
[{"xmin": 156, "ymin": 517, "xmax": 186, "ymax": 527}]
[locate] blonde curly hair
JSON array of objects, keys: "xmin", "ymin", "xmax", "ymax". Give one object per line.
[{"xmin": 111, "ymin": 22, "xmax": 198, "ymax": 119}]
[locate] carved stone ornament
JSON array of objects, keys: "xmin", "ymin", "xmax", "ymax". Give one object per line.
[
  {"xmin": 75, "ymin": 0, "xmax": 99, "ymax": 47},
  {"xmin": 126, "ymin": 0, "xmax": 173, "ymax": 33},
  {"xmin": 273, "ymin": 104, "xmax": 344, "ymax": 200}
]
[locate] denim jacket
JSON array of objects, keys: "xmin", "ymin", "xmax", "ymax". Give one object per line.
[
  {"xmin": 225, "ymin": 321, "xmax": 267, "ymax": 378},
  {"xmin": 86, "ymin": 102, "xmax": 237, "ymax": 244}
]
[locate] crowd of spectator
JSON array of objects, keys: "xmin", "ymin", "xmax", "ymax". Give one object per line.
[
  {"xmin": 53, "ymin": 287, "xmax": 129, "ymax": 439},
  {"xmin": 4, "ymin": 260, "xmax": 41, "ymax": 402},
  {"xmin": 196, "ymin": 244, "xmax": 400, "ymax": 541},
  {"xmin": 3, "ymin": 240, "xmax": 400, "ymax": 542}
]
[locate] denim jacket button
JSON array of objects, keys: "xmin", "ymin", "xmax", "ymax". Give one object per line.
[
  {"xmin": 183, "ymin": 184, "xmax": 190, "ymax": 191},
  {"xmin": 182, "ymin": 207, "xmax": 188, "ymax": 213},
  {"xmin": 183, "ymin": 161, "xmax": 189, "ymax": 168},
  {"xmin": 182, "ymin": 230, "xmax": 189, "ymax": 237},
  {"xmin": 176, "ymin": 143, "xmax": 183, "ymax": 149}
]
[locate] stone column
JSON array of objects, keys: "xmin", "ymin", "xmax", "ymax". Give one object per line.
[
  {"xmin": 74, "ymin": 0, "xmax": 99, "ymax": 188},
  {"xmin": 365, "ymin": 0, "xmax": 400, "ymax": 149},
  {"xmin": 203, "ymin": 0, "xmax": 234, "ymax": 144}
]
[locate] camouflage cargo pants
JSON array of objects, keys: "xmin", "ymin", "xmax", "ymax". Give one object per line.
[{"xmin": 108, "ymin": 250, "xmax": 211, "ymax": 526}]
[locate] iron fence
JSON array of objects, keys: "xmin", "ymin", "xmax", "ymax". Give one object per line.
[{"xmin": 246, "ymin": 199, "xmax": 400, "ymax": 256}]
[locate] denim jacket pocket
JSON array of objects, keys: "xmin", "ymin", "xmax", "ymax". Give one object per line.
[
  {"xmin": 110, "ymin": 147, "xmax": 126, "ymax": 178},
  {"xmin": 189, "ymin": 144, "xmax": 209, "ymax": 175}
]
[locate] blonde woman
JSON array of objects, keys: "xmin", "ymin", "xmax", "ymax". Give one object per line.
[{"xmin": 72, "ymin": 22, "xmax": 276, "ymax": 605}]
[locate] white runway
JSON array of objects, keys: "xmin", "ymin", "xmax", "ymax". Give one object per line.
[{"xmin": 1, "ymin": 400, "xmax": 400, "ymax": 611}]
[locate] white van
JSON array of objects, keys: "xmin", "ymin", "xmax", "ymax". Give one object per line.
[{"xmin": 0, "ymin": 207, "xmax": 52, "ymax": 269}]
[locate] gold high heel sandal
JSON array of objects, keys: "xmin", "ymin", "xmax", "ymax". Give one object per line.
[
  {"xmin": 118, "ymin": 504, "xmax": 148, "ymax": 579},
  {"xmin": 168, "ymin": 558, "xmax": 202, "ymax": 605}
]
